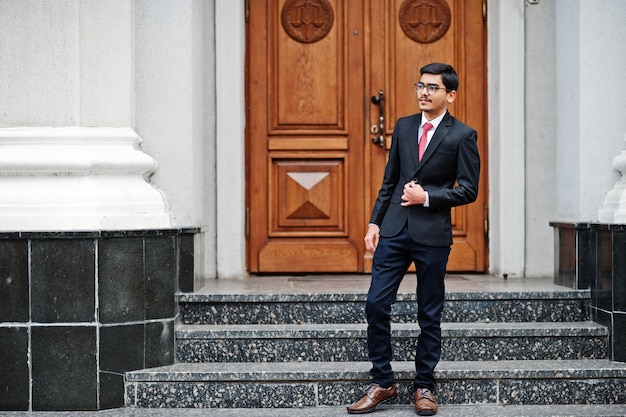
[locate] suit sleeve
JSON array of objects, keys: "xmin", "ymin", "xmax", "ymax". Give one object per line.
[{"xmin": 369, "ymin": 124, "xmax": 402, "ymax": 225}]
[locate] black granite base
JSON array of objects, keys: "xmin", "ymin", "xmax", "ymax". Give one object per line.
[
  {"xmin": 551, "ymin": 222, "xmax": 626, "ymax": 363},
  {"xmin": 0, "ymin": 229, "xmax": 196, "ymax": 411}
]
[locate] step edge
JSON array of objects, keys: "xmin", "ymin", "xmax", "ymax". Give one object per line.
[
  {"xmin": 126, "ymin": 360, "xmax": 626, "ymax": 382},
  {"xmin": 178, "ymin": 290, "xmax": 591, "ymax": 303},
  {"xmin": 174, "ymin": 322, "xmax": 608, "ymax": 339}
]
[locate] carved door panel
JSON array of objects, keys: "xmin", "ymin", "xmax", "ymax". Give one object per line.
[
  {"xmin": 247, "ymin": 0, "xmax": 365, "ymax": 272},
  {"xmin": 247, "ymin": 0, "xmax": 487, "ymax": 273}
]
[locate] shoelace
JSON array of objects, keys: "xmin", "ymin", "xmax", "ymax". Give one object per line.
[
  {"xmin": 416, "ymin": 388, "xmax": 435, "ymax": 402},
  {"xmin": 364, "ymin": 383, "xmax": 393, "ymax": 398},
  {"xmin": 364, "ymin": 383, "xmax": 379, "ymax": 395}
]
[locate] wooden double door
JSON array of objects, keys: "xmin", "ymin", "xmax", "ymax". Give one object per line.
[{"xmin": 247, "ymin": 0, "xmax": 487, "ymax": 273}]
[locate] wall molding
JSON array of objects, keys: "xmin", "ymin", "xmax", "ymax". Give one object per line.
[{"xmin": 0, "ymin": 127, "xmax": 171, "ymax": 231}]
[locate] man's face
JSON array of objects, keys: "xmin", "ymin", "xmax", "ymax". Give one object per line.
[{"xmin": 417, "ymin": 73, "xmax": 456, "ymax": 119}]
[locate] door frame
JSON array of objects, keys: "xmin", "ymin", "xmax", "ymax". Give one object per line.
[{"xmin": 212, "ymin": 0, "xmax": 527, "ymax": 278}]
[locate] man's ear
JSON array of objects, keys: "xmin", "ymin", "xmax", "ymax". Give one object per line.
[{"xmin": 447, "ymin": 90, "xmax": 457, "ymax": 103}]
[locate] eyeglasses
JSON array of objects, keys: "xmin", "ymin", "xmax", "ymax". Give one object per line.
[{"xmin": 414, "ymin": 82, "xmax": 451, "ymax": 95}]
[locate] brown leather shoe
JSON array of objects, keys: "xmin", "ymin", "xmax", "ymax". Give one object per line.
[
  {"xmin": 346, "ymin": 383, "xmax": 397, "ymax": 414},
  {"xmin": 414, "ymin": 388, "xmax": 438, "ymax": 416}
]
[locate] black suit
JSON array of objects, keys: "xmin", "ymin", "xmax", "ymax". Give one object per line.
[{"xmin": 366, "ymin": 111, "xmax": 480, "ymax": 392}]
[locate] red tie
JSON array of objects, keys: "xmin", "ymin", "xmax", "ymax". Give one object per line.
[{"xmin": 418, "ymin": 122, "xmax": 433, "ymax": 161}]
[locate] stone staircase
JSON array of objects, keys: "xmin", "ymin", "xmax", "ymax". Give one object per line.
[{"xmin": 125, "ymin": 275, "xmax": 626, "ymax": 412}]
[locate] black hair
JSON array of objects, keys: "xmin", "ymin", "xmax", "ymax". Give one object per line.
[{"xmin": 420, "ymin": 63, "xmax": 458, "ymax": 91}]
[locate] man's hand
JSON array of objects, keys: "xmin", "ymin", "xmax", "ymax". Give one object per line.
[
  {"xmin": 400, "ymin": 180, "xmax": 427, "ymax": 206},
  {"xmin": 364, "ymin": 224, "xmax": 380, "ymax": 252}
]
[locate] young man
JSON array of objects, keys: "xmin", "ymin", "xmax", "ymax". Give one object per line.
[{"xmin": 347, "ymin": 63, "xmax": 480, "ymax": 415}]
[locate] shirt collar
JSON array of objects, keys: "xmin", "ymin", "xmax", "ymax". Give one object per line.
[{"xmin": 421, "ymin": 111, "xmax": 447, "ymax": 131}]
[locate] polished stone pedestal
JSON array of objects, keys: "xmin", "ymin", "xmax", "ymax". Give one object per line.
[
  {"xmin": 0, "ymin": 229, "xmax": 196, "ymax": 411},
  {"xmin": 551, "ymin": 222, "xmax": 626, "ymax": 362}
]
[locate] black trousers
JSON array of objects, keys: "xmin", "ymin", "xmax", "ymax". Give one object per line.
[{"xmin": 366, "ymin": 225, "xmax": 450, "ymax": 391}]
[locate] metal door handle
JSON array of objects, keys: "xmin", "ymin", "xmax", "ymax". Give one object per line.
[{"xmin": 371, "ymin": 90, "xmax": 385, "ymax": 147}]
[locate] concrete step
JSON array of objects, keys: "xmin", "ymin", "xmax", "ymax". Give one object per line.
[
  {"xmin": 125, "ymin": 359, "xmax": 626, "ymax": 408},
  {"xmin": 5, "ymin": 404, "xmax": 626, "ymax": 416},
  {"xmin": 178, "ymin": 289, "xmax": 590, "ymax": 325},
  {"xmin": 175, "ymin": 321, "xmax": 608, "ymax": 362}
]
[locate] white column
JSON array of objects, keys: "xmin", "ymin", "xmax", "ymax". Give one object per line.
[
  {"xmin": 554, "ymin": 2, "xmax": 580, "ymax": 221},
  {"xmin": 488, "ymin": 0, "xmax": 526, "ymax": 276},
  {"xmin": 524, "ymin": 0, "xmax": 557, "ymax": 277},
  {"xmin": 0, "ymin": 0, "xmax": 171, "ymax": 231},
  {"xmin": 556, "ymin": 0, "xmax": 626, "ymax": 222},
  {"xmin": 215, "ymin": 0, "xmax": 246, "ymax": 278}
]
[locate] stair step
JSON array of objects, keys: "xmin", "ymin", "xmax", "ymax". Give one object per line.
[
  {"xmin": 175, "ymin": 321, "xmax": 608, "ymax": 362},
  {"xmin": 110, "ymin": 404, "xmax": 626, "ymax": 417},
  {"xmin": 7, "ymin": 404, "xmax": 626, "ymax": 416},
  {"xmin": 125, "ymin": 360, "xmax": 626, "ymax": 408},
  {"xmin": 178, "ymin": 289, "xmax": 591, "ymax": 325},
  {"xmin": 207, "ymin": 404, "xmax": 626, "ymax": 417},
  {"xmin": 124, "ymin": 277, "xmax": 625, "ymax": 410}
]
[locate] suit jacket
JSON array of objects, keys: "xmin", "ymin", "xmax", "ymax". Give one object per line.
[{"xmin": 369, "ymin": 111, "xmax": 480, "ymax": 246}]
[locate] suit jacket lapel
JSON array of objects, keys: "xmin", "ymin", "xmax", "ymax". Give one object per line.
[{"xmin": 409, "ymin": 115, "xmax": 421, "ymax": 167}]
